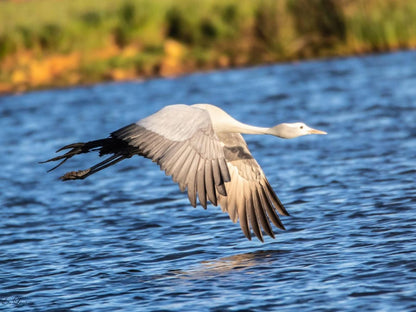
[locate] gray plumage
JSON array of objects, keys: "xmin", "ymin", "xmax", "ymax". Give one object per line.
[{"xmin": 43, "ymin": 104, "xmax": 326, "ymax": 242}]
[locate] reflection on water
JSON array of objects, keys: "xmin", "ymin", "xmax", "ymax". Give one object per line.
[
  {"xmin": 180, "ymin": 250, "xmax": 288, "ymax": 278},
  {"xmin": 1, "ymin": 51, "xmax": 416, "ymax": 311}
]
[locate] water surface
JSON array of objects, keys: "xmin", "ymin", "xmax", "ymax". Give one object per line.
[{"xmin": 1, "ymin": 51, "xmax": 416, "ymax": 311}]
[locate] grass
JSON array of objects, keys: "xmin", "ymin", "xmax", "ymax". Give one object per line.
[{"xmin": 1, "ymin": 0, "xmax": 416, "ymax": 93}]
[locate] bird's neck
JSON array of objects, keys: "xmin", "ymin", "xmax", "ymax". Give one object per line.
[
  {"xmin": 194, "ymin": 104, "xmax": 272, "ymax": 135},
  {"xmin": 214, "ymin": 118, "xmax": 270, "ymax": 135},
  {"xmin": 221, "ymin": 121, "xmax": 290, "ymax": 139},
  {"xmin": 230, "ymin": 122, "xmax": 270, "ymax": 135}
]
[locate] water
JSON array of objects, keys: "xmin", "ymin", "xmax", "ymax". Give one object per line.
[{"xmin": 1, "ymin": 51, "xmax": 415, "ymax": 311}]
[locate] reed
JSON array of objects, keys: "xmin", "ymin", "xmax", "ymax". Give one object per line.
[{"xmin": 1, "ymin": 0, "xmax": 415, "ymax": 93}]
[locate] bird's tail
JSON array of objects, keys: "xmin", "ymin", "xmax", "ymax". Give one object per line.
[{"xmin": 41, "ymin": 138, "xmax": 134, "ymax": 180}]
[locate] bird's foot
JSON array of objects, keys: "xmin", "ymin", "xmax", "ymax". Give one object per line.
[{"xmin": 60, "ymin": 169, "xmax": 91, "ymax": 180}]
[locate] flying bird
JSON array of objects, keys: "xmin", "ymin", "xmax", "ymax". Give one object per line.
[{"xmin": 43, "ymin": 104, "xmax": 326, "ymax": 241}]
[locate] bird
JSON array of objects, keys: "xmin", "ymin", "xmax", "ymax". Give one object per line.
[{"xmin": 43, "ymin": 104, "xmax": 326, "ymax": 241}]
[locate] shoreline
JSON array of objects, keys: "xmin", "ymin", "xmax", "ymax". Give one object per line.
[
  {"xmin": 1, "ymin": 47, "xmax": 413, "ymax": 96},
  {"xmin": 2, "ymin": 0, "xmax": 416, "ymax": 95}
]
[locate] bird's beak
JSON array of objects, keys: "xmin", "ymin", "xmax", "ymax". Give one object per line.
[{"xmin": 308, "ymin": 128, "xmax": 327, "ymax": 135}]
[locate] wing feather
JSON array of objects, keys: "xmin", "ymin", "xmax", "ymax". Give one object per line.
[
  {"xmin": 216, "ymin": 183, "xmax": 227, "ymax": 197},
  {"xmin": 196, "ymin": 159, "xmax": 207, "ymax": 209},
  {"xmin": 261, "ymin": 182, "xmax": 285, "ymax": 229},
  {"xmin": 218, "ymin": 192, "xmax": 228, "ymax": 213},
  {"xmin": 175, "ymin": 149, "xmax": 196, "ymax": 192},
  {"xmin": 148, "ymin": 137, "xmax": 170, "ymax": 160},
  {"xmin": 215, "ymin": 132, "xmax": 288, "ymax": 241},
  {"xmin": 186, "ymin": 153, "xmax": 199, "ymax": 207},
  {"xmin": 219, "ymin": 158, "xmax": 231, "ymax": 182},
  {"xmin": 248, "ymin": 186, "xmax": 263, "ymax": 242},
  {"xmin": 265, "ymin": 180, "xmax": 289, "ymax": 216},
  {"xmin": 204, "ymin": 160, "xmax": 217, "ymax": 206},
  {"xmin": 238, "ymin": 183, "xmax": 251, "ymax": 240},
  {"xmin": 256, "ymin": 187, "xmax": 275, "ymax": 238},
  {"xmin": 169, "ymin": 145, "xmax": 193, "ymax": 180},
  {"xmin": 227, "ymin": 169, "xmax": 239, "ymax": 223},
  {"xmin": 160, "ymin": 143, "xmax": 188, "ymax": 174},
  {"xmin": 199, "ymin": 132, "xmax": 208, "ymax": 156},
  {"xmin": 211, "ymin": 159, "xmax": 222, "ymax": 186}
]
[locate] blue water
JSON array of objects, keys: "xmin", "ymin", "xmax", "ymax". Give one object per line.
[{"xmin": 1, "ymin": 50, "xmax": 416, "ymax": 311}]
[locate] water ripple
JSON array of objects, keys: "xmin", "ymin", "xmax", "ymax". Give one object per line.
[{"xmin": 1, "ymin": 51, "xmax": 416, "ymax": 311}]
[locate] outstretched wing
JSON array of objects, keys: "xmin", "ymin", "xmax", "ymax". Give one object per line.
[
  {"xmin": 113, "ymin": 104, "xmax": 231, "ymax": 208},
  {"xmin": 216, "ymin": 133, "xmax": 289, "ymax": 242}
]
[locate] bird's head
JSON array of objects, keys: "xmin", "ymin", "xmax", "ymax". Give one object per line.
[{"xmin": 268, "ymin": 122, "xmax": 327, "ymax": 139}]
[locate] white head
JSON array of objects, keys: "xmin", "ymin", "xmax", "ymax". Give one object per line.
[{"xmin": 268, "ymin": 122, "xmax": 327, "ymax": 139}]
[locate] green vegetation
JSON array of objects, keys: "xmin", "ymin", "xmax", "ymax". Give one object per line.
[{"xmin": 1, "ymin": 0, "xmax": 416, "ymax": 93}]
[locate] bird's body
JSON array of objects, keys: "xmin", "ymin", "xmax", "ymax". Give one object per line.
[{"xmin": 43, "ymin": 104, "xmax": 326, "ymax": 241}]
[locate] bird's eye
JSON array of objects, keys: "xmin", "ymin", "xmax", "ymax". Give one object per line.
[{"xmin": 300, "ymin": 125, "xmax": 304, "ymax": 129}]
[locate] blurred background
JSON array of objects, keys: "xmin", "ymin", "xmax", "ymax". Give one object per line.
[{"xmin": 1, "ymin": 0, "xmax": 415, "ymax": 93}]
